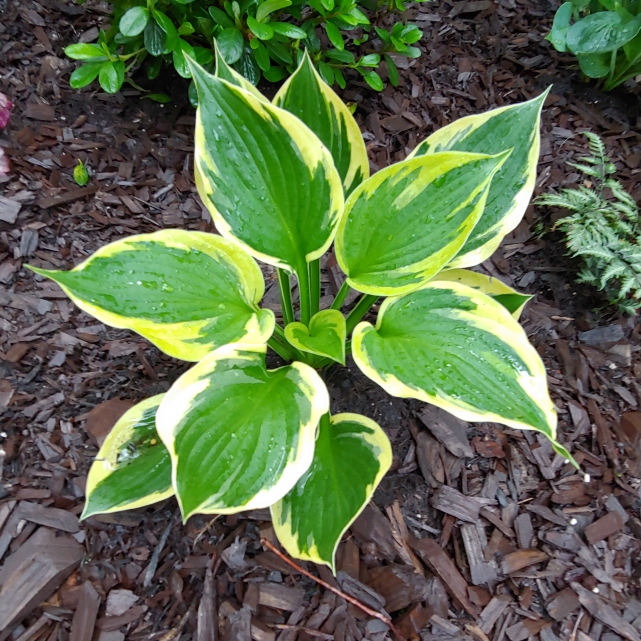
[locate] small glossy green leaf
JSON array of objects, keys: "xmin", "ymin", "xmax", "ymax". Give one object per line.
[
  {"xmin": 409, "ymin": 92, "xmax": 547, "ymax": 268},
  {"xmin": 144, "ymin": 93, "xmax": 172, "ymax": 103},
  {"xmin": 82, "ymin": 395, "xmax": 173, "ymax": 519},
  {"xmin": 212, "ymin": 41, "xmax": 267, "ymax": 101},
  {"xmin": 153, "ymin": 10, "xmax": 180, "ymax": 53},
  {"xmin": 120, "ymin": 6, "xmax": 150, "ymax": 37},
  {"xmin": 384, "ymin": 54, "xmax": 399, "ymax": 86},
  {"xmin": 98, "ymin": 60, "xmax": 125, "ymax": 93},
  {"xmin": 567, "ymin": 12, "xmax": 641, "ymax": 54},
  {"xmin": 156, "ymin": 346, "xmax": 329, "ymax": 518},
  {"xmin": 189, "ymin": 58, "xmax": 343, "ymax": 276},
  {"xmin": 546, "ymin": 2, "xmax": 572, "ymax": 52},
  {"xmin": 144, "ymin": 18, "xmax": 167, "ymax": 56},
  {"xmin": 271, "ymin": 22, "xmax": 307, "ymax": 38},
  {"xmin": 247, "ymin": 15, "xmax": 274, "ymax": 39},
  {"xmin": 178, "ymin": 21, "xmax": 195, "ymax": 36},
  {"xmin": 236, "ymin": 46, "xmax": 261, "ymax": 85},
  {"xmin": 272, "ymin": 412, "xmax": 391, "ymax": 570},
  {"xmin": 353, "ymin": 281, "xmax": 576, "ymax": 465},
  {"xmin": 285, "ymin": 309, "xmax": 346, "ymax": 364},
  {"xmin": 173, "ymin": 38, "xmax": 195, "ymax": 78},
  {"xmin": 578, "ymin": 52, "xmax": 611, "ymax": 77},
  {"xmin": 363, "ymin": 70, "xmax": 383, "ymax": 91},
  {"xmin": 256, "ymin": 0, "xmax": 292, "ymax": 22},
  {"xmin": 28, "ymin": 230, "xmax": 274, "ymax": 362},
  {"xmin": 64, "ymin": 43, "xmax": 108, "ymax": 61},
  {"xmin": 70, "ymin": 62, "xmax": 103, "ymax": 88},
  {"xmin": 435, "ymin": 268, "xmax": 531, "ymax": 319},
  {"xmin": 217, "ymin": 27, "xmax": 245, "ymax": 64},
  {"xmin": 209, "ymin": 5, "xmax": 235, "ymax": 27},
  {"xmin": 274, "ymin": 51, "xmax": 369, "ymax": 195},
  {"xmin": 325, "ymin": 21, "xmax": 345, "ymax": 50},
  {"xmin": 73, "ymin": 160, "xmax": 89, "ymax": 186},
  {"xmin": 335, "ymin": 151, "xmax": 509, "ymax": 296}
]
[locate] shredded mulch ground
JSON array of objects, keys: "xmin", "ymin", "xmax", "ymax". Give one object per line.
[{"xmin": 1, "ymin": 0, "xmax": 641, "ymax": 639}]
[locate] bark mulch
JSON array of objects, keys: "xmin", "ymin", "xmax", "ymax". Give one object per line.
[{"xmin": 1, "ymin": 0, "xmax": 641, "ymax": 639}]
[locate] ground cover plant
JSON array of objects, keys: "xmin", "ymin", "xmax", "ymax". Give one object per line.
[
  {"xmin": 63, "ymin": 0, "xmax": 423, "ymax": 97},
  {"xmin": 547, "ymin": 0, "xmax": 641, "ymax": 90},
  {"xmin": 537, "ymin": 132, "xmax": 641, "ymax": 314},
  {"xmin": 30, "ymin": 50, "xmax": 578, "ymax": 572}
]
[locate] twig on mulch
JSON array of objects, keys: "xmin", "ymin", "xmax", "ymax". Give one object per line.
[
  {"xmin": 260, "ymin": 537, "xmax": 406, "ymax": 641},
  {"xmin": 143, "ymin": 512, "xmax": 179, "ymax": 587}
]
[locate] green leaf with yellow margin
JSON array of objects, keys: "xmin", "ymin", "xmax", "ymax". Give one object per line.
[
  {"xmin": 213, "ymin": 40, "xmax": 268, "ymax": 103},
  {"xmin": 285, "ymin": 309, "xmax": 346, "ymax": 364},
  {"xmin": 271, "ymin": 412, "xmax": 391, "ymax": 571},
  {"xmin": 274, "ymin": 51, "xmax": 369, "ymax": 196},
  {"xmin": 435, "ymin": 269, "xmax": 532, "ymax": 319},
  {"xmin": 352, "ymin": 280, "xmax": 577, "ymax": 466},
  {"xmin": 335, "ymin": 151, "xmax": 510, "ymax": 297},
  {"xmin": 188, "ymin": 57, "xmax": 344, "ymax": 276},
  {"xmin": 28, "ymin": 230, "xmax": 274, "ymax": 362},
  {"xmin": 409, "ymin": 91, "xmax": 548, "ymax": 268},
  {"xmin": 155, "ymin": 345, "xmax": 330, "ymax": 519},
  {"xmin": 82, "ymin": 395, "xmax": 173, "ymax": 519}
]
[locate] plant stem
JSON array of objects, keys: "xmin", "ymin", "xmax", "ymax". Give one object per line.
[
  {"xmin": 345, "ymin": 294, "xmax": 379, "ymax": 335},
  {"xmin": 309, "ymin": 259, "xmax": 320, "ymax": 317},
  {"xmin": 331, "ymin": 280, "xmax": 350, "ymax": 310},
  {"xmin": 268, "ymin": 336, "xmax": 295, "ymax": 362},
  {"xmin": 606, "ymin": 48, "xmax": 617, "ymax": 90},
  {"xmin": 297, "ymin": 265, "xmax": 312, "ymax": 325},
  {"xmin": 277, "ymin": 269, "xmax": 294, "ymax": 326}
]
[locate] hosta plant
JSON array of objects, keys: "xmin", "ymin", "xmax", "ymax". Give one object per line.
[
  {"xmin": 547, "ymin": 0, "xmax": 641, "ymax": 90},
  {"xmin": 63, "ymin": 0, "xmax": 423, "ymax": 96},
  {"xmin": 30, "ymin": 53, "xmax": 577, "ymax": 572}
]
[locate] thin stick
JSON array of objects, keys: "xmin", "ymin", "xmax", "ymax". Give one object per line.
[{"xmin": 260, "ymin": 538, "xmax": 406, "ymax": 641}]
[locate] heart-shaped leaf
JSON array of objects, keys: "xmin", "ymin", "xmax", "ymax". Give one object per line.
[
  {"xmin": 156, "ymin": 346, "xmax": 329, "ymax": 519},
  {"xmin": 353, "ymin": 280, "xmax": 576, "ymax": 465},
  {"xmin": 335, "ymin": 151, "xmax": 509, "ymax": 296},
  {"xmin": 274, "ymin": 51, "xmax": 369, "ymax": 196},
  {"xmin": 188, "ymin": 58, "xmax": 344, "ymax": 276},
  {"xmin": 567, "ymin": 12, "xmax": 641, "ymax": 55},
  {"xmin": 285, "ymin": 309, "xmax": 346, "ymax": 364},
  {"xmin": 409, "ymin": 92, "xmax": 547, "ymax": 268},
  {"xmin": 272, "ymin": 413, "xmax": 391, "ymax": 571},
  {"xmin": 83, "ymin": 395, "xmax": 173, "ymax": 519},
  {"xmin": 28, "ymin": 230, "xmax": 274, "ymax": 362}
]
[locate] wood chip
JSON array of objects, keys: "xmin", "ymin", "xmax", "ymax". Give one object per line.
[
  {"xmin": 431, "ymin": 486, "xmax": 485, "ymax": 522},
  {"xmin": 546, "ymin": 587, "xmax": 579, "ymax": 621},
  {"xmin": 257, "ymin": 582, "xmax": 304, "ymax": 611},
  {"xmin": 0, "ymin": 196, "xmax": 21, "ymax": 224},
  {"xmin": 418, "ymin": 406, "xmax": 473, "ymax": 458},
  {"xmin": 12, "ymin": 501, "xmax": 79, "ymax": 534},
  {"xmin": 500, "ymin": 549, "xmax": 548, "ymax": 574},
  {"xmin": 460, "ymin": 524, "xmax": 498, "ymax": 586},
  {"xmin": 585, "ymin": 511, "xmax": 625, "ymax": 545},
  {"xmin": 514, "ymin": 513, "xmax": 533, "ymax": 549},
  {"xmin": 70, "ymin": 582, "xmax": 101, "ymax": 641},
  {"xmin": 82, "ymin": 397, "xmax": 134, "ymax": 446},
  {"xmin": 366, "ymin": 564, "xmax": 429, "ymax": 612},
  {"xmin": 0, "ymin": 527, "xmax": 84, "ymax": 629}
]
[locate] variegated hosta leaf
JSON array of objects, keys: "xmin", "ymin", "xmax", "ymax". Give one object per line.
[
  {"xmin": 285, "ymin": 309, "xmax": 346, "ymax": 364},
  {"xmin": 83, "ymin": 395, "xmax": 173, "ymax": 519},
  {"xmin": 409, "ymin": 92, "xmax": 548, "ymax": 268},
  {"xmin": 274, "ymin": 52, "xmax": 369, "ymax": 196},
  {"xmin": 188, "ymin": 57, "xmax": 344, "ymax": 275},
  {"xmin": 29, "ymin": 230, "xmax": 274, "ymax": 362},
  {"xmin": 352, "ymin": 281, "xmax": 576, "ymax": 465},
  {"xmin": 156, "ymin": 345, "xmax": 329, "ymax": 519},
  {"xmin": 335, "ymin": 151, "xmax": 509, "ymax": 296},
  {"xmin": 271, "ymin": 412, "xmax": 391, "ymax": 571},
  {"xmin": 213, "ymin": 40, "xmax": 267, "ymax": 103},
  {"xmin": 436, "ymin": 269, "xmax": 532, "ymax": 319}
]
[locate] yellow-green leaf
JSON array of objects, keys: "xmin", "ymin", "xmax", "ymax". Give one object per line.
[
  {"xmin": 213, "ymin": 40, "xmax": 267, "ymax": 103},
  {"xmin": 82, "ymin": 395, "xmax": 173, "ymax": 519},
  {"xmin": 271, "ymin": 412, "xmax": 391, "ymax": 571},
  {"xmin": 156, "ymin": 345, "xmax": 330, "ymax": 519},
  {"xmin": 274, "ymin": 51, "xmax": 369, "ymax": 195},
  {"xmin": 285, "ymin": 309, "xmax": 346, "ymax": 364},
  {"xmin": 409, "ymin": 92, "xmax": 548, "ymax": 268},
  {"xmin": 335, "ymin": 151, "xmax": 509, "ymax": 296},
  {"xmin": 188, "ymin": 57, "xmax": 344, "ymax": 276},
  {"xmin": 435, "ymin": 268, "xmax": 532, "ymax": 319},
  {"xmin": 352, "ymin": 280, "xmax": 576, "ymax": 466},
  {"xmin": 28, "ymin": 230, "xmax": 274, "ymax": 362}
]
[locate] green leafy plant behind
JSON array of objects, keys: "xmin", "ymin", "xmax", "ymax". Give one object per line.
[
  {"xmin": 63, "ymin": 0, "xmax": 425, "ymax": 96},
  {"xmin": 537, "ymin": 132, "xmax": 641, "ymax": 313},
  {"xmin": 547, "ymin": 0, "xmax": 641, "ymax": 90},
  {"xmin": 31, "ymin": 53, "xmax": 578, "ymax": 572}
]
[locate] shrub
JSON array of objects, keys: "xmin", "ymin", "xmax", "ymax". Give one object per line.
[
  {"xmin": 547, "ymin": 0, "xmax": 641, "ymax": 90},
  {"xmin": 64, "ymin": 0, "xmax": 424, "ymax": 96},
  {"xmin": 30, "ymin": 53, "xmax": 577, "ymax": 570},
  {"xmin": 537, "ymin": 132, "xmax": 641, "ymax": 313}
]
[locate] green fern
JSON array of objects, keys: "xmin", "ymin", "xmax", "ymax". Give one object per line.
[{"xmin": 536, "ymin": 132, "xmax": 641, "ymax": 313}]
